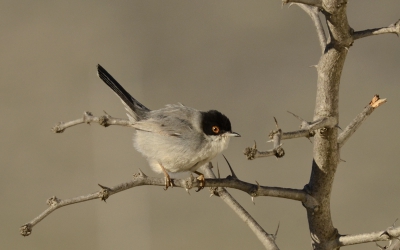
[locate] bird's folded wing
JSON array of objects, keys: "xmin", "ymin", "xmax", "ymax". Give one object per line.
[{"xmin": 132, "ymin": 118, "xmax": 193, "ymax": 137}]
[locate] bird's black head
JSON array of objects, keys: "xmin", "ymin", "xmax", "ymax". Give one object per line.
[{"xmin": 201, "ymin": 110, "xmax": 232, "ymax": 136}]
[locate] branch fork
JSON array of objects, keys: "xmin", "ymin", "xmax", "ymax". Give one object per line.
[{"xmin": 243, "ymin": 118, "xmax": 285, "ymax": 160}]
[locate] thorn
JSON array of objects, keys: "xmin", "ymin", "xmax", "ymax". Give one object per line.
[
  {"xmin": 309, "ymin": 65, "xmax": 318, "ymax": 68},
  {"xmin": 340, "ymin": 158, "xmax": 346, "ymax": 163},
  {"xmin": 306, "ymin": 137, "xmax": 313, "ymax": 144},
  {"xmin": 84, "ymin": 111, "xmax": 93, "ymax": 116},
  {"xmin": 251, "ymin": 196, "xmax": 255, "ymax": 205},
  {"xmin": 309, "ymin": 117, "xmax": 326, "ymax": 128},
  {"xmin": 138, "ymin": 168, "xmax": 147, "ymax": 177},
  {"xmin": 223, "ymin": 154, "xmax": 238, "ymax": 179},
  {"xmin": 217, "ymin": 163, "xmax": 221, "ymax": 179},
  {"xmin": 287, "ymin": 111, "xmax": 305, "ymax": 122},
  {"xmin": 273, "ymin": 117, "xmax": 279, "ymax": 129},
  {"xmin": 393, "ymin": 218, "xmax": 398, "ymax": 227},
  {"xmin": 274, "ymin": 221, "xmax": 281, "ymax": 239},
  {"xmin": 253, "ymin": 140, "xmax": 257, "ymax": 149},
  {"xmin": 98, "ymin": 183, "xmax": 109, "ymax": 189},
  {"xmin": 98, "ymin": 184, "xmax": 111, "ymax": 202},
  {"xmin": 186, "ymin": 188, "xmax": 191, "ymax": 195},
  {"xmin": 335, "ymin": 124, "xmax": 342, "ymax": 131}
]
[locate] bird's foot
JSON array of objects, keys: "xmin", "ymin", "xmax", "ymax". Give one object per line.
[
  {"xmin": 158, "ymin": 163, "xmax": 173, "ymax": 190},
  {"xmin": 195, "ymin": 171, "xmax": 205, "ymax": 192},
  {"xmin": 163, "ymin": 174, "xmax": 173, "ymax": 191}
]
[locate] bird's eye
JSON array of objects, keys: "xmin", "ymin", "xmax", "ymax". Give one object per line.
[{"xmin": 212, "ymin": 126, "xmax": 220, "ymax": 134}]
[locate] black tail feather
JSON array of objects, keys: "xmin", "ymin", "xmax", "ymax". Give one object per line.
[{"xmin": 97, "ymin": 64, "xmax": 149, "ymax": 114}]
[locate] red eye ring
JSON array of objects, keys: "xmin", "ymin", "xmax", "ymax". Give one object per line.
[{"xmin": 212, "ymin": 126, "xmax": 220, "ymax": 134}]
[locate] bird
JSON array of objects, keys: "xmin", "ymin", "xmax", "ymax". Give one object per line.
[{"xmin": 97, "ymin": 64, "xmax": 240, "ymax": 190}]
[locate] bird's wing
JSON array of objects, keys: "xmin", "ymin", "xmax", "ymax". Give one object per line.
[
  {"xmin": 132, "ymin": 117, "xmax": 193, "ymax": 137},
  {"xmin": 132, "ymin": 105, "xmax": 196, "ymax": 137}
]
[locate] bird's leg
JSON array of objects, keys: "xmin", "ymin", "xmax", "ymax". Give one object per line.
[
  {"xmin": 159, "ymin": 163, "xmax": 173, "ymax": 190},
  {"xmin": 194, "ymin": 171, "xmax": 205, "ymax": 192}
]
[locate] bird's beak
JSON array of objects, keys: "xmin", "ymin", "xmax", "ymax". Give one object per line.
[{"xmin": 226, "ymin": 131, "xmax": 241, "ymax": 137}]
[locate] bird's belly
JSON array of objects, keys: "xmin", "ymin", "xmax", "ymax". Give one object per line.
[{"xmin": 133, "ymin": 131, "xmax": 217, "ymax": 173}]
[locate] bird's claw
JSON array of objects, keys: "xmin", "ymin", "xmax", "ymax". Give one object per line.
[
  {"xmin": 163, "ymin": 175, "xmax": 173, "ymax": 191},
  {"xmin": 195, "ymin": 174, "xmax": 205, "ymax": 192}
]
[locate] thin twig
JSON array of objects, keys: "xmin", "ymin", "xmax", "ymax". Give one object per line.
[
  {"xmin": 243, "ymin": 118, "xmax": 285, "ymax": 160},
  {"xmin": 282, "ymin": 0, "xmax": 322, "ymax": 8},
  {"xmin": 202, "ymin": 164, "xmax": 280, "ymax": 250},
  {"xmin": 337, "ymin": 95, "xmax": 387, "ymax": 148},
  {"xmin": 52, "ymin": 111, "xmax": 132, "ymax": 133},
  {"xmin": 353, "ymin": 20, "xmax": 400, "ymax": 40},
  {"xmin": 244, "ymin": 115, "xmax": 337, "ymax": 160},
  {"xmin": 297, "ymin": 4, "xmax": 327, "ymax": 53},
  {"xmin": 323, "ymin": 223, "xmax": 400, "ymax": 249}
]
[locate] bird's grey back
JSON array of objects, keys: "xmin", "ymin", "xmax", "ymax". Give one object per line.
[{"xmin": 133, "ymin": 104, "xmax": 203, "ymax": 138}]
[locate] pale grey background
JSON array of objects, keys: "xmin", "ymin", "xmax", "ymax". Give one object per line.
[{"xmin": 2, "ymin": 1, "xmax": 400, "ymax": 249}]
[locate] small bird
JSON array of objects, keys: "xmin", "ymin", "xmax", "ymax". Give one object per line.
[{"xmin": 97, "ymin": 64, "xmax": 240, "ymax": 190}]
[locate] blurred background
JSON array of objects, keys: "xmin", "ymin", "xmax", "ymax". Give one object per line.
[{"xmin": 2, "ymin": 1, "xmax": 399, "ymax": 249}]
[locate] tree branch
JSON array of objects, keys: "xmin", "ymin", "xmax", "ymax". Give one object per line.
[
  {"xmin": 353, "ymin": 19, "xmax": 400, "ymax": 40},
  {"xmin": 243, "ymin": 114, "xmax": 338, "ymax": 160},
  {"xmin": 305, "ymin": 1, "xmax": 354, "ymax": 248},
  {"xmin": 243, "ymin": 118, "xmax": 285, "ymax": 160},
  {"xmin": 385, "ymin": 239, "xmax": 400, "ymax": 250},
  {"xmin": 296, "ymin": 4, "xmax": 327, "ymax": 53},
  {"xmin": 337, "ymin": 95, "xmax": 387, "ymax": 148},
  {"xmin": 202, "ymin": 166, "xmax": 280, "ymax": 250},
  {"xmin": 287, "ymin": 111, "xmax": 338, "ymax": 134},
  {"xmin": 323, "ymin": 223, "xmax": 400, "ymax": 249},
  {"xmin": 282, "ymin": 0, "xmax": 322, "ymax": 8},
  {"xmin": 52, "ymin": 111, "xmax": 132, "ymax": 133},
  {"xmin": 55, "ymin": 111, "xmax": 338, "ymax": 163},
  {"xmin": 20, "ymin": 166, "xmax": 317, "ymax": 238}
]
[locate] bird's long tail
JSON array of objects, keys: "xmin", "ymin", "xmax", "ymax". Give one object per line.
[{"xmin": 97, "ymin": 64, "xmax": 150, "ymax": 120}]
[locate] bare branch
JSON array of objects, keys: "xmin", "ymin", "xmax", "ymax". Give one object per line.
[
  {"xmin": 20, "ymin": 171, "xmax": 152, "ymax": 237},
  {"xmin": 21, "ymin": 167, "xmax": 316, "ymax": 237},
  {"xmin": 386, "ymin": 239, "xmax": 400, "ymax": 250},
  {"xmin": 353, "ymin": 19, "xmax": 400, "ymax": 40},
  {"xmin": 244, "ymin": 115, "xmax": 338, "ymax": 160},
  {"xmin": 281, "ymin": 113, "xmax": 337, "ymax": 140},
  {"xmin": 202, "ymin": 165, "xmax": 280, "ymax": 250},
  {"xmin": 281, "ymin": 129, "xmax": 314, "ymax": 140},
  {"xmin": 296, "ymin": 4, "xmax": 327, "ymax": 52},
  {"xmin": 52, "ymin": 111, "xmax": 132, "ymax": 133},
  {"xmin": 337, "ymin": 95, "xmax": 387, "ymax": 148},
  {"xmin": 243, "ymin": 118, "xmax": 285, "ymax": 160},
  {"xmin": 243, "ymin": 140, "xmax": 283, "ymax": 160},
  {"xmin": 323, "ymin": 224, "xmax": 400, "ymax": 249},
  {"xmin": 282, "ymin": 0, "xmax": 322, "ymax": 8}
]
